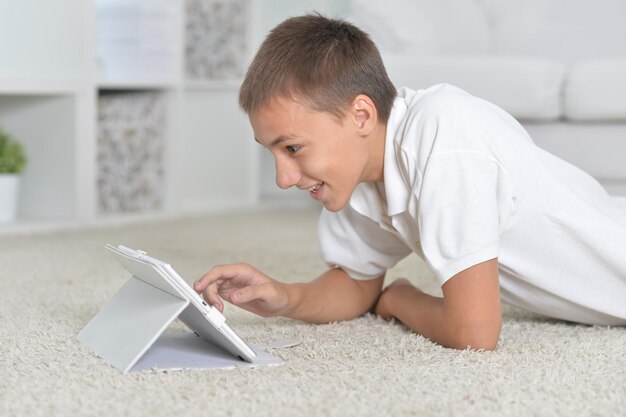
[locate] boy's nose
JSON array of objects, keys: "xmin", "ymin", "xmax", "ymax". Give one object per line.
[{"xmin": 275, "ymin": 158, "xmax": 301, "ymax": 189}]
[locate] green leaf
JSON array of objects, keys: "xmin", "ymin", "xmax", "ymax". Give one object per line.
[{"xmin": 0, "ymin": 129, "xmax": 27, "ymax": 174}]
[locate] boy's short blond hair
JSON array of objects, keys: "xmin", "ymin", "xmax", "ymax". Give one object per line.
[{"xmin": 239, "ymin": 14, "xmax": 397, "ymax": 122}]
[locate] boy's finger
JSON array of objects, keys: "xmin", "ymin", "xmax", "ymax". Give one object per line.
[
  {"xmin": 194, "ymin": 267, "xmax": 221, "ymax": 291},
  {"xmin": 194, "ymin": 266, "xmax": 226, "ymax": 291},
  {"xmin": 230, "ymin": 283, "xmax": 271, "ymax": 305},
  {"xmin": 202, "ymin": 282, "xmax": 224, "ymax": 312},
  {"xmin": 194, "ymin": 264, "xmax": 253, "ymax": 291}
]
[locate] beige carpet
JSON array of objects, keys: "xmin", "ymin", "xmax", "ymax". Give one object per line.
[{"xmin": 1, "ymin": 208, "xmax": 625, "ymax": 417}]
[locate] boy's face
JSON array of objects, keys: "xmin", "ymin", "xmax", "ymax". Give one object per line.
[{"xmin": 250, "ymin": 95, "xmax": 383, "ymax": 212}]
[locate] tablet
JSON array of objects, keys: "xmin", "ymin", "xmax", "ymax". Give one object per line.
[{"xmin": 105, "ymin": 244, "xmax": 256, "ymax": 362}]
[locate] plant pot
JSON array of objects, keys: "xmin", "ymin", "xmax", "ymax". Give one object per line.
[{"xmin": 0, "ymin": 174, "xmax": 20, "ymax": 223}]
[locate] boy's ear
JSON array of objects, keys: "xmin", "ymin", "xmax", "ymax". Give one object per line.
[{"xmin": 351, "ymin": 95, "xmax": 377, "ymax": 134}]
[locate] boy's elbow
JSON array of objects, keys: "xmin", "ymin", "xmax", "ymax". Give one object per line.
[{"xmin": 446, "ymin": 319, "xmax": 502, "ymax": 351}]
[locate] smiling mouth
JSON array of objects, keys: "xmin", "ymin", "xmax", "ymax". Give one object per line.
[{"xmin": 308, "ymin": 182, "xmax": 324, "ymax": 193}]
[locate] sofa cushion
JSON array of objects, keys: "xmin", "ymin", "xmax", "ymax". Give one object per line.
[
  {"xmin": 524, "ymin": 122, "xmax": 626, "ymax": 195},
  {"xmin": 478, "ymin": 0, "xmax": 626, "ymax": 64},
  {"xmin": 383, "ymin": 55, "xmax": 565, "ymax": 120},
  {"xmin": 564, "ymin": 59, "xmax": 626, "ymax": 121},
  {"xmin": 347, "ymin": 0, "xmax": 492, "ymax": 55}
]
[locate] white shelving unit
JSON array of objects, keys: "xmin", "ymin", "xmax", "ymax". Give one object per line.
[{"xmin": 0, "ymin": 0, "xmax": 262, "ymax": 232}]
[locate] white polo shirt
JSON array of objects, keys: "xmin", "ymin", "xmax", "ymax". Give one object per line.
[{"xmin": 318, "ymin": 84, "xmax": 626, "ymax": 326}]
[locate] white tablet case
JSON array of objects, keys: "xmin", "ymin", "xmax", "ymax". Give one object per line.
[{"xmin": 77, "ymin": 247, "xmax": 281, "ymax": 374}]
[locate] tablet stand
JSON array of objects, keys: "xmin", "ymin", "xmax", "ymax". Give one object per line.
[
  {"xmin": 78, "ymin": 274, "xmax": 282, "ymax": 374},
  {"xmin": 77, "ymin": 275, "xmax": 190, "ymax": 374}
]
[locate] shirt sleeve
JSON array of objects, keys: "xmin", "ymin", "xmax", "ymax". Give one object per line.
[
  {"xmin": 417, "ymin": 151, "xmax": 516, "ymax": 285},
  {"xmin": 318, "ymin": 206, "xmax": 412, "ymax": 280}
]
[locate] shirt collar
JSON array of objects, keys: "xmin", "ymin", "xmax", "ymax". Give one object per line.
[{"xmin": 349, "ymin": 91, "xmax": 412, "ymax": 221}]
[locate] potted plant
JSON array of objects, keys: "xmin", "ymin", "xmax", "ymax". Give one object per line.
[{"xmin": 0, "ymin": 128, "xmax": 27, "ymax": 223}]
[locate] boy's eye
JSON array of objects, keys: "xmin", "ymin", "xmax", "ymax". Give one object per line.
[{"xmin": 286, "ymin": 145, "xmax": 301, "ymax": 154}]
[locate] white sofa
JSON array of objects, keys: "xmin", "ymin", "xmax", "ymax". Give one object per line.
[{"xmin": 349, "ymin": 0, "xmax": 626, "ymax": 196}]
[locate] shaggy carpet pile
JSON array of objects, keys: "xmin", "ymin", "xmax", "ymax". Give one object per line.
[{"xmin": 1, "ymin": 208, "xmax": 624, "ymax": 416}]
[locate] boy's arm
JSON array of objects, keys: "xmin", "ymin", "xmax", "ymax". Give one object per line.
[
  {"xmin": 375, "ymin": 258, "xmax": 501, "ymax": 350},
  {"xmin": 283, "ymin": 268, "xmax": 384, "ymax": 323},
  {"xmin": 194, "ymin": 264, "xmax": 384, "ymax": 323}
]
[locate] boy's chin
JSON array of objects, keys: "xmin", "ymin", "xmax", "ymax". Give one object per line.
[{"xmin": 321, "ymin": 197, "xmax": 349, "ymax": 213}]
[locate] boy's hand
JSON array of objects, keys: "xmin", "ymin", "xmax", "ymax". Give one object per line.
[{"xmin": 193, "ymin": 264, "xmax": 290, "ymax": 317}]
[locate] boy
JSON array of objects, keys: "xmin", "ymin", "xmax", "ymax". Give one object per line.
[{"xmin": 194, "ymin": 15, "xmax": 626, "ymax": 350}]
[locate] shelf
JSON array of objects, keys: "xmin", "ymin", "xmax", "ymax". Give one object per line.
[
  {"xmin": 0, "ymin": 79, "xmax": 83, "ymax": 95},
  {"xmin": 0, "ymin": 209, "xmax": 178, "ymax": 236},
  {"xmin": 184, "ymin": 79, "xmax": 242, "ymax": 91},
  {"xmin": 98, "ymin": 79, "xmax": 179, "ymax": 91},
  {"xmin": 0, "ymin": 218, "xmax": 78, "ymax": 236}
]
